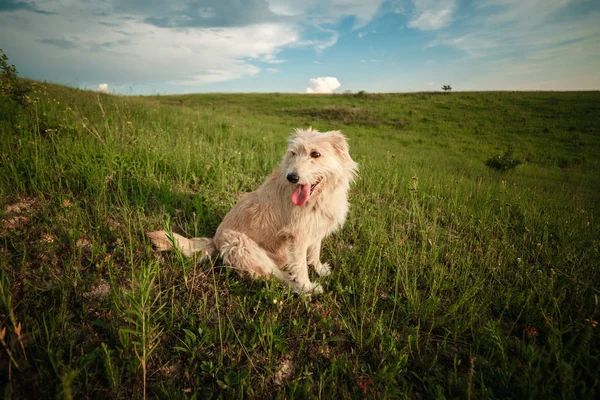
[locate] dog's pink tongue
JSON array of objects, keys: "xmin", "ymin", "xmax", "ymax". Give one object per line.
[{"xmin": 291, "ymin": 184, "xmax": 311, "ymax": 207}]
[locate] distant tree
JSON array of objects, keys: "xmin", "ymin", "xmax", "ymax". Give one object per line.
[{"xmin": 441, "ymin": 85, "xmax": 452, "ymax": 93}]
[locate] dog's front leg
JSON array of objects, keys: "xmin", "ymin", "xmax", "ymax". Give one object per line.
[
  {"xmin": 286, "ymin": 238, "xmax": 323, "ymax": 294},
  {"xmin": 307, "ymin": 239, "xmax": 331, "ymax": 277}
]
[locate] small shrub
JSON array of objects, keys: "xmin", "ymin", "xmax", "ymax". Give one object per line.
[
  {"xmin": 351, "ymin": 90, "xmax": 383, "ymax": 99},
  {"xmin": 0, "ymin": 49, "xmax": 34, "ymax": 122},
  {"xmin": 1, "ymin": 50, "xmax": 31, "ymax": 106},
  {"xmin": 486, "ymin": 146, "xmax": 522, "ymax": 172}
]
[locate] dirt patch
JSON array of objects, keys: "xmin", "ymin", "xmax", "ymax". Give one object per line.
[
  {"xmin": 76, "ymin": 238, "xmax": 93, "ymax": 252},
  {"xmin": 2, "ymin": 196, "xmax": 40, "ymax": 232},
  {"xmin": 5, "ymin": 197, "xmax": 36, "ymax": 214},
  {"xmin": 274, "ymin": 355, "xmax": 295, "ymax": 386},
  {"xmin": 82, "ymin": 280, "xmax": 111, "ymax": 302}
]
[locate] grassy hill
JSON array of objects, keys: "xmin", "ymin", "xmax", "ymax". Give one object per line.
[{"xmin": 1, "ymin": 79, "xmax": 599, "ymax": 398}]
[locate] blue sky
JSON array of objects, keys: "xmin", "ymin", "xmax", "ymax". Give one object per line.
[{"xmin": 1, "ymin": 0, "xmax": 599, "ymax": 94}]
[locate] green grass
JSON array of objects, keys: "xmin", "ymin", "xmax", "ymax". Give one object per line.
[{"xmin": 1, "ymin": 81, "xmax": 599, "ymax": 398}]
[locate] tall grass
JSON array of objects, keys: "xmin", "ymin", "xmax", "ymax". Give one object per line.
[{"xmin": 1, "ymin": 79, "xmax": 599, "ymax": 398}]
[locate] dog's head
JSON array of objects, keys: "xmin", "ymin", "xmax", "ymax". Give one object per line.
[{"xmin": 281, "ymin": 128, "xmax": 358, "ymax": 207}]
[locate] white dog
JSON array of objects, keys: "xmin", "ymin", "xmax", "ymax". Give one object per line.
[{"xmin": 148, "ymin": 128, "xmax": 358, "ymax": 294}]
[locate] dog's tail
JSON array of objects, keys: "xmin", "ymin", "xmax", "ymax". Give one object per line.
[{"xmin": 147, "ymin": 231, "xmax": 217, "ymax": 261}]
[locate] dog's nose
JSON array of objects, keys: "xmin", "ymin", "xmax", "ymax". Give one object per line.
[{"xmin": 287, "ymin": 173, "xmax": 299, "ymax": 183}]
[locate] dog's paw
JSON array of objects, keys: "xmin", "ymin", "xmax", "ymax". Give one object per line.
[
  {"xmin": 314, "ymin": 262, "xmax": 331, "ymax": 277},
  {"xmin": 309, "ymin": 283, "xmax": 324, "ymax": 295},
  {"xmin": 293, "ymin": 281, "xmax": 324, "ymax": 295}
]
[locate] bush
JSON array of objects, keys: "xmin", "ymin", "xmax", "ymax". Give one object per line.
[
  {"xmin": 0, "ymin": 49, "xmax": 34, "ymax": 121},
  {"xmin": 485, "ymin": 146, "xmax": 522, "ymax": 172}
]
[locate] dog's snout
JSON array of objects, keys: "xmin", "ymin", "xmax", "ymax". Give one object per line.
[{"xmin": 287, "ymin": 172, "xmax": 299, "ymax": 184}]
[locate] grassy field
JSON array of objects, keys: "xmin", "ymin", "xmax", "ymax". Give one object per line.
[{"xmin": 1, "ymin": 75, "xmax": 599, "ymax": 398}]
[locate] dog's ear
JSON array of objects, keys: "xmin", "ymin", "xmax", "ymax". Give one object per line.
[
  {"xmin": 328, "ymin": 130, "xmax": 350, "ymax": 158},
  {"xmin": 329, "ymin": 130, "xmax": 359, "ymax": 180}
]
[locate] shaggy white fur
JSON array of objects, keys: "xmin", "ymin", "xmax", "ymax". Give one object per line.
[{"xmin": 148, "ymin": 128, "xmax": 358, "ymax": 294}]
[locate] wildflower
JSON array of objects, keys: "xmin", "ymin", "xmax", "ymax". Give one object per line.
[
  {"xmin": 41, "ymin": 233, "xmax": 55, "ymax": 244},
  {"xmin": 585, "ymin": 319, "xmax": 598, "ymax": 328},
  {"xmin": 357, "ymin": 376, "xmax": 373, "ymax": 394},
  {"xmin": 62, "ymin": 199, "xmax": 72, "ymax": 208},
  {"xmin": 524, "ymin": 325, "xmax": 537, "ymax": 338}
]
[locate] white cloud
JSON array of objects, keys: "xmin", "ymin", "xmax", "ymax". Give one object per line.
[
  {"xmin": 476, "ymin": 0, "xmax": 574, "ymax": 27},
  {"xmin": 329, "ymin": 0, "xmax": 386, "ymax": 28},
  {"xmin": 97, "ymin": 83, "xmax": 108, "ymax": 93},
  {"xmin": 174, "ymin": 64, "xmax": 261, "ymax": 86},
  {"xmin": 0, "ymin": 0, "xmax": 395, "ymax": 93},
  {"xmin": 0, "ymin": 7, "xmax": 298, "ymax": 89},
  {"xmin": 306, "ymin": 77, "xmax": 341, "ymax": 94},
  {"xmin": 296, "ymin": 28, "xmax": 339, "ymax": 51},
  {"xmin": 357, "ymin": 30, "xmax": 377, "ymax": 39},
  {"xmin": 260, "ymin": 52, "xmax": 286, "ymax": 64},
  {"xmin": 266, "ymin": 0, "xmax": 318, "ymax": 16},
  {"xmin": 423, "ymin": 1, "xmax": 600, "ymax": 92},
  {"xmin": 408, "ymin": 0, "xmax": 455, "ymax": 31},
  {"xmin": 431, "ymin": 4, "xmax": 599, "ymax": 60},
  {"xmin": 299, "ymin": 0, "xmax": 386, "ymax": 29}
]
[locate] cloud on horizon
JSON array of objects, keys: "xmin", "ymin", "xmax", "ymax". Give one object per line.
[{"xmin": 306, "ymin": 77, "xmax": 341, "ymax": 94}]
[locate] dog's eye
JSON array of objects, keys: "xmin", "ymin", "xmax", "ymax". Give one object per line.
[
  {"xmin": 310, "ymin": 151, "xmax": 321, "ymax": 158},
  {"xmin": 290, "ymin": 151, "xmax": 296, "ymax": 157}
]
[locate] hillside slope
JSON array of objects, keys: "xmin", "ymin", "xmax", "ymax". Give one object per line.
[{"xmin": 1, "ymin": 83, "xmax": 599, "ymax": 398}]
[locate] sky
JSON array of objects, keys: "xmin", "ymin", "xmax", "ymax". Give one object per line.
[{"xmin": 1, "ymin": 0, "xmax": 599, "ymax": 94}]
